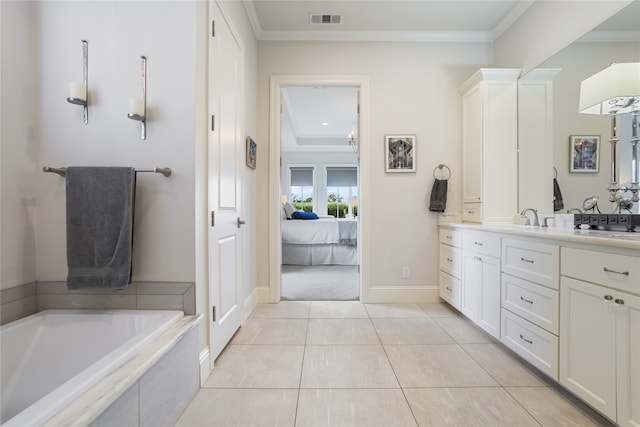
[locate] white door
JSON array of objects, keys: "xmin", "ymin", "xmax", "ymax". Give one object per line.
[{"xmin": 208, "ymin": 3, "xmax": 243, "ymax": 361}]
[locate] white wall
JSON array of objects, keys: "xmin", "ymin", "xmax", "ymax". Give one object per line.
[
  {"xmin": 257, "ymin": 41, "xmax": 492, "ymax": 295},
  {"xmin": 539, "ymin": 41, "xmax": 640, "ymax": 213},
  {"xmin": 493, "ymin": 0, "xmax": 632, "ymax": 73},
  {"xmin": 1, "ymin": 1, "xmax": 37, "ymax": 290},
  {"xmin": 34, "ymin": 1, "xmax": 202, "ymax": 283}
]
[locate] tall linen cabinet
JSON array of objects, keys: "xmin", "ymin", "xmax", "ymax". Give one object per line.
[{"xmin": 459, "ymin": 69, "xmax": 520, "ymax": 223}]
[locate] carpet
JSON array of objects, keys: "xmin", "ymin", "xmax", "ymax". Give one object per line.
[{"xmin": 281, "ymin": 265, "xmax": 359, "ymax": 301}]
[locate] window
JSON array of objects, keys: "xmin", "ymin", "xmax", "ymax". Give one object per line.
[
  {"xmin": 289, "ymin": 166, "xmax": 314, "ymax": 212},
  {"xmin": 326, "ymin": 166, "xmax": 358, "ymax": 218}
]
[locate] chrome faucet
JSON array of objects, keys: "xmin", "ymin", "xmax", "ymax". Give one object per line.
[{"xmin": 520, "ymin": 208, "xmax": 540, "ymax": 227}]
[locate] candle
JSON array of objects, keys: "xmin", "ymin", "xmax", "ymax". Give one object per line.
[
  {"xmin": 129, "ymin": 97, "xmax": 145, "ymax": 117},
  {"xmin": 69, "ymin": 82, "xmax": 86, "ymax": 101}
]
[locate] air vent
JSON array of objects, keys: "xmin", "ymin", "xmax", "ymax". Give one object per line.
[{"xmin": 309, "ymin": 13, "xmax": 343, "ymax": 25}]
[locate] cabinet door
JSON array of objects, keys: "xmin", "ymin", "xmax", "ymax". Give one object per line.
[
  {"xmin": 462, "ymin": 84, "xmax": 482, "ymax": 204},
  {"xmin": 560, "ymin": 277, "xmax": 617, "ymax": 420},
  {"xmin": 616, "ymin": 291, "xmax": 640, "ymax": 427},
  {"xmin": 462, "ymin": 252, "xmax": 482, "ymax": 323},
  {"xmin": 478, "ymin": 255, "xmax": 500, "ymax": 339}
]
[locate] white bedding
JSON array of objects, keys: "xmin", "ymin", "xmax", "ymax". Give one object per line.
[{"xmin": 281, "ymin": 218, "xmax": 357, "ymax": 245}]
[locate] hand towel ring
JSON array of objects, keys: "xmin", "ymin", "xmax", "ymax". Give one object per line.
[{"xmin": 433, "ymin": 164, "xmax": 451, "ymax": 180}]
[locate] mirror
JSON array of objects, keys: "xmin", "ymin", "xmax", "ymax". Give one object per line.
[{"xmin": 517, "ymin": 0, "xmax": 640, "ymax": 215}]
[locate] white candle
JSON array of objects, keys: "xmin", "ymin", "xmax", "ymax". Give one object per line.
[
  {"xmin": 69, "ymin": 82, "xmax": 86, "ymax": 101},
  {"xmin": 129, "ymin": 97, "xmax": 145, "ymax": 117}
]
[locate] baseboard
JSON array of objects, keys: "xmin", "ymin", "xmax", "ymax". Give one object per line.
[
  {"xmin": 199, "ymin": 347, "xmax": 210, "ymax": 386},
  {"xmin": 363, "ymin": 285, "xmax": 439, "ymax": 303},
  {"xmin": 243, "ymin": 287, "xmax": 259, "ymax": 321},
  {"xmin": 256, "ymin": 286, "xmax": 271, "ymax": 303}
]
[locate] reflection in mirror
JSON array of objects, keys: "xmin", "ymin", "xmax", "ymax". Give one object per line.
[{"xmin": 517, "ymin": 0, "xmax": 640, "ymax": 214}]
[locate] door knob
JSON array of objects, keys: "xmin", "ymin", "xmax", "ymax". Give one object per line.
[{"xmin": 237, "ymin": 217, "xmax": 246, "ymax": 228}]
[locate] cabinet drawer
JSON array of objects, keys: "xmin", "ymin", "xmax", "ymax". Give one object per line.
[
  {"xmin": 439, "ymin": 228, "xmax": 462, "ymax": 248},
  {"xmin": 502, "ymin": 273, "xmax": 558, "ymax": 334},
  {"xmin": 501, "ymin": 308, "xmax": 558, "ymax": 380},
  {"xmin": 439, "ymin": 271, "xmax": 461, "ymax": 310},
  {"xmin": 502, "ymin": 238, "xmax": 559, "ymax": 289},
  {"xmin": 561, "ymin": 247, "xmax": 640, "ymax": 295},
  {"xmin": 463, "ymin": 203, "xmax": 482, "ymax": 223},
  {"xmin": 440, "ymin": 244, "xmax": 462, "ymax": 278},
  {"xmin": 463, "ymin": 231, "xmax": 501, "ymax": 257}
]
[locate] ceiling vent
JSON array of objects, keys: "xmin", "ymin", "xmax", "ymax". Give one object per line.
[{"xmin": 309, "ymin": 13, "xmax": 343, "ymax": 25}]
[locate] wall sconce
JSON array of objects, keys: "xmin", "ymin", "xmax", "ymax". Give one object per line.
[
  {"xmin": 66, "ymin": 39, "xmax": 88, "ymax": 124},
  {"xmin": 127, "ymin": 55, "xmax": 147, "ymax": 140},
  {"xmin": 347, "ymin": 130, "xmax": 358, "ymax": 153},
  {"xmin": 579, "ymin": 62, "xmax": 640, "ymax": 210}
]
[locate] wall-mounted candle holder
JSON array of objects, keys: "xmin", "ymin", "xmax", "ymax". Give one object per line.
[
  {"xmin": 66, "ymin": 40, "xmax": 88, "ymax": 124},
  {"xmin": 127, "ymin": 55, "xmax": 147, "ymax": 140}
]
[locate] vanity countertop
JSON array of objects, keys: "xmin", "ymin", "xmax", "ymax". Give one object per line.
[{"xmin": 440, "ymin": 222, "xmax": 640, "ymax": 252}]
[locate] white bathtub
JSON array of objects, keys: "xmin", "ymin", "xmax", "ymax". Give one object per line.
[{"xmin": 0, "ymin": 309, "xmax": 187, "ymax": 426}]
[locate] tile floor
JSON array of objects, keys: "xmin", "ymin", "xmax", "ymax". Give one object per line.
[{"xmin": 175, "ymin": 301, "xmax": 613, "ymax": 427}]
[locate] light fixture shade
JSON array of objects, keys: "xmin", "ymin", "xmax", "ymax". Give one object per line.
[{"xmin": 579, "ymin": 62, "xmax": 640, "ymax": 114}]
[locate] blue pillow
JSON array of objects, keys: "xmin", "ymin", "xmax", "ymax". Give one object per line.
[{"xmin": 292, "ymin": 211, "xmax": 319, "ymax": 220}]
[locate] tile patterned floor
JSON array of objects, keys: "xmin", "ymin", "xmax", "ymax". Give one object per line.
[{"xmin": 176, "ymin": 301, "xmax": 613, "ymax": 427}]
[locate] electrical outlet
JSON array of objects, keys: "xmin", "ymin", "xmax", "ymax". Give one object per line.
[{"xmin": 402, "ymin": 266, "xmax": 410, "ymax": 279}]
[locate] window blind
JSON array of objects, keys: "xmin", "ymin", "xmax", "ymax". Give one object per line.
[
  {"xmin": 326, "ymin": 167, "xmax": 357, "ymax": 186},
  {"xmin": 290, "ymin": 167, "xmax": 314, "ymax": 186}
]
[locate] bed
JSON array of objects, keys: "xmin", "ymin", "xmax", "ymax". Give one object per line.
[{"xmin": 281, "ymin": 217, "xmax": 357, "ymax": 265}]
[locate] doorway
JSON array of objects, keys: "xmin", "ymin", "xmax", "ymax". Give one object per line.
[{"xmin": 268, "ymin": 76, "xmax": 370, "ymax": 303}]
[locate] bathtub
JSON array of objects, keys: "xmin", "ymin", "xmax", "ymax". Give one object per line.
[{"xmin": 1, "ymin": 309, "xmax": 201, "ymax": 426}]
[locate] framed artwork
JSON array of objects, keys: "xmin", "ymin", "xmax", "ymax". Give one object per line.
[
  {"xmin": 385, "ymin": 135, "xmax": 416, "ymax": 173},
  {"xmin": 246, "ymin": 137, "xmax": 257, "ymax": 169},
  {"xmin": 569, "ymin": 135, "xmax": 599, "ymax": 173}
]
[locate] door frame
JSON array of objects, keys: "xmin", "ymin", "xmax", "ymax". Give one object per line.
[{"xmin": 268, "ymin": 75, "xmax": 371, "ymax": 303}]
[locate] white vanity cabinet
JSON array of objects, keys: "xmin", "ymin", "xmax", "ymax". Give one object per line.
[
  {"xmin": 461, "ymin": 231, "xmax": 501, "ymax": 338},
  {"xmin": 559, "ymin": 247, "xmax": 640, "ymax": 426},
  {"xmin": 459, "ymin": 68, "xmax": 520, "ymax": 224},
  {"xmin": 500, "ymin": 238, "xmax": 559, "ymax": 379},
  {"xmin": 439, "ymin": 228, "xmax": 462, "ymax": 309}
]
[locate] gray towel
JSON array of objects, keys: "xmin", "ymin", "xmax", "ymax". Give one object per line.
[
  {"xmin": 553, "ymin": 178, "xmax": 564, "ymax": 212},
  {"xmin": 429, "ymin": 179, "xmax": 448, "ymax": 212},
  {"xmin": 66, "ymin": 167, "xmax": 136, "ymax": 290}
]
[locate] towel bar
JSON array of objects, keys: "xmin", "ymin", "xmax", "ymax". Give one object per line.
[
  {"xmin": 43, "ymin": 166, "xmax": 171, "ymax": 177},
  {"xmin": 433, "ymin": 164, "xmax": 451, "ymax": 180}
]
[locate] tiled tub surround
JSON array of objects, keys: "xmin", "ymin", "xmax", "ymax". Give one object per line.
[
  {"xmin": 0, "ymin": 281, "xmax": 195, "ymax": 325},
  {"xmin": 0, "ymin": 309, "xmax": 202, "ymax": 426}
]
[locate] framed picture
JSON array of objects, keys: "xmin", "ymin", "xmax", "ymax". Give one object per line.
[
  {"xmin": 385, "ymin": 135, "xmax": 416, "ymax": 173},
  {"xmin": 569, "ymin": 135, "xmax": 599, "ymax": 173},
  {"xmin": 246, "ymin": 137, "xmax": 257, "ymax": 169}
]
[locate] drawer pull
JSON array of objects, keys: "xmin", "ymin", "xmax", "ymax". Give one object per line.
[
  {"xmin": 603, "ymin": 267, "xmax": 629, "ymax": 276},
  {"xmin": 615, "ymin": 298, "xmax": 625, "ymax": 305},
  {"xmin": 475, "ymin": 256, "xmax": 482, "ymax": 262},
  {"xmin": 446, "ymin": 286, "xmax": 452, "ymax": 292},
  {"xmin": 474, "ymin": 241, "xmax": 483, "ymax": 246},
  {"xmin": 520, "ymin": 257, "xmax": 534, "ymax": 264},
  {"xmin": 520, "ymin": 296, "xmax": 533, "ymax": 304},
  {"xmin": 519, "ymin": 334, "xmax": 533, "ymax": 344},
  {"xmin": 604, "ymin": 295, "xmax": 614, "ymax": 301},
  {"xmin": 446, "ymin": 258, "xmax": 453, "ymax": 262},
  {"xmin": 446, "ymin": 235, "xmax": 452, "ymax": 240}
]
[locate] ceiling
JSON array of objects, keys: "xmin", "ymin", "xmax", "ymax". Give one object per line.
[
  {"xmin": 244, "ymin": 0, "xmax": 532, "ymax": 43},
  {"xmin": 267, "ymin": 0, "xmax": 639, "ymax": 152}
]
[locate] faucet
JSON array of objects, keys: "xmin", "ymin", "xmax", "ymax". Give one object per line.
[
  {"xmin": 567, "ymin": 208, "xmax": 583, "ymax": 214},
  {"xmin": 520, "ymin": 208, "xmax": 540, "ymax": 226}
]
